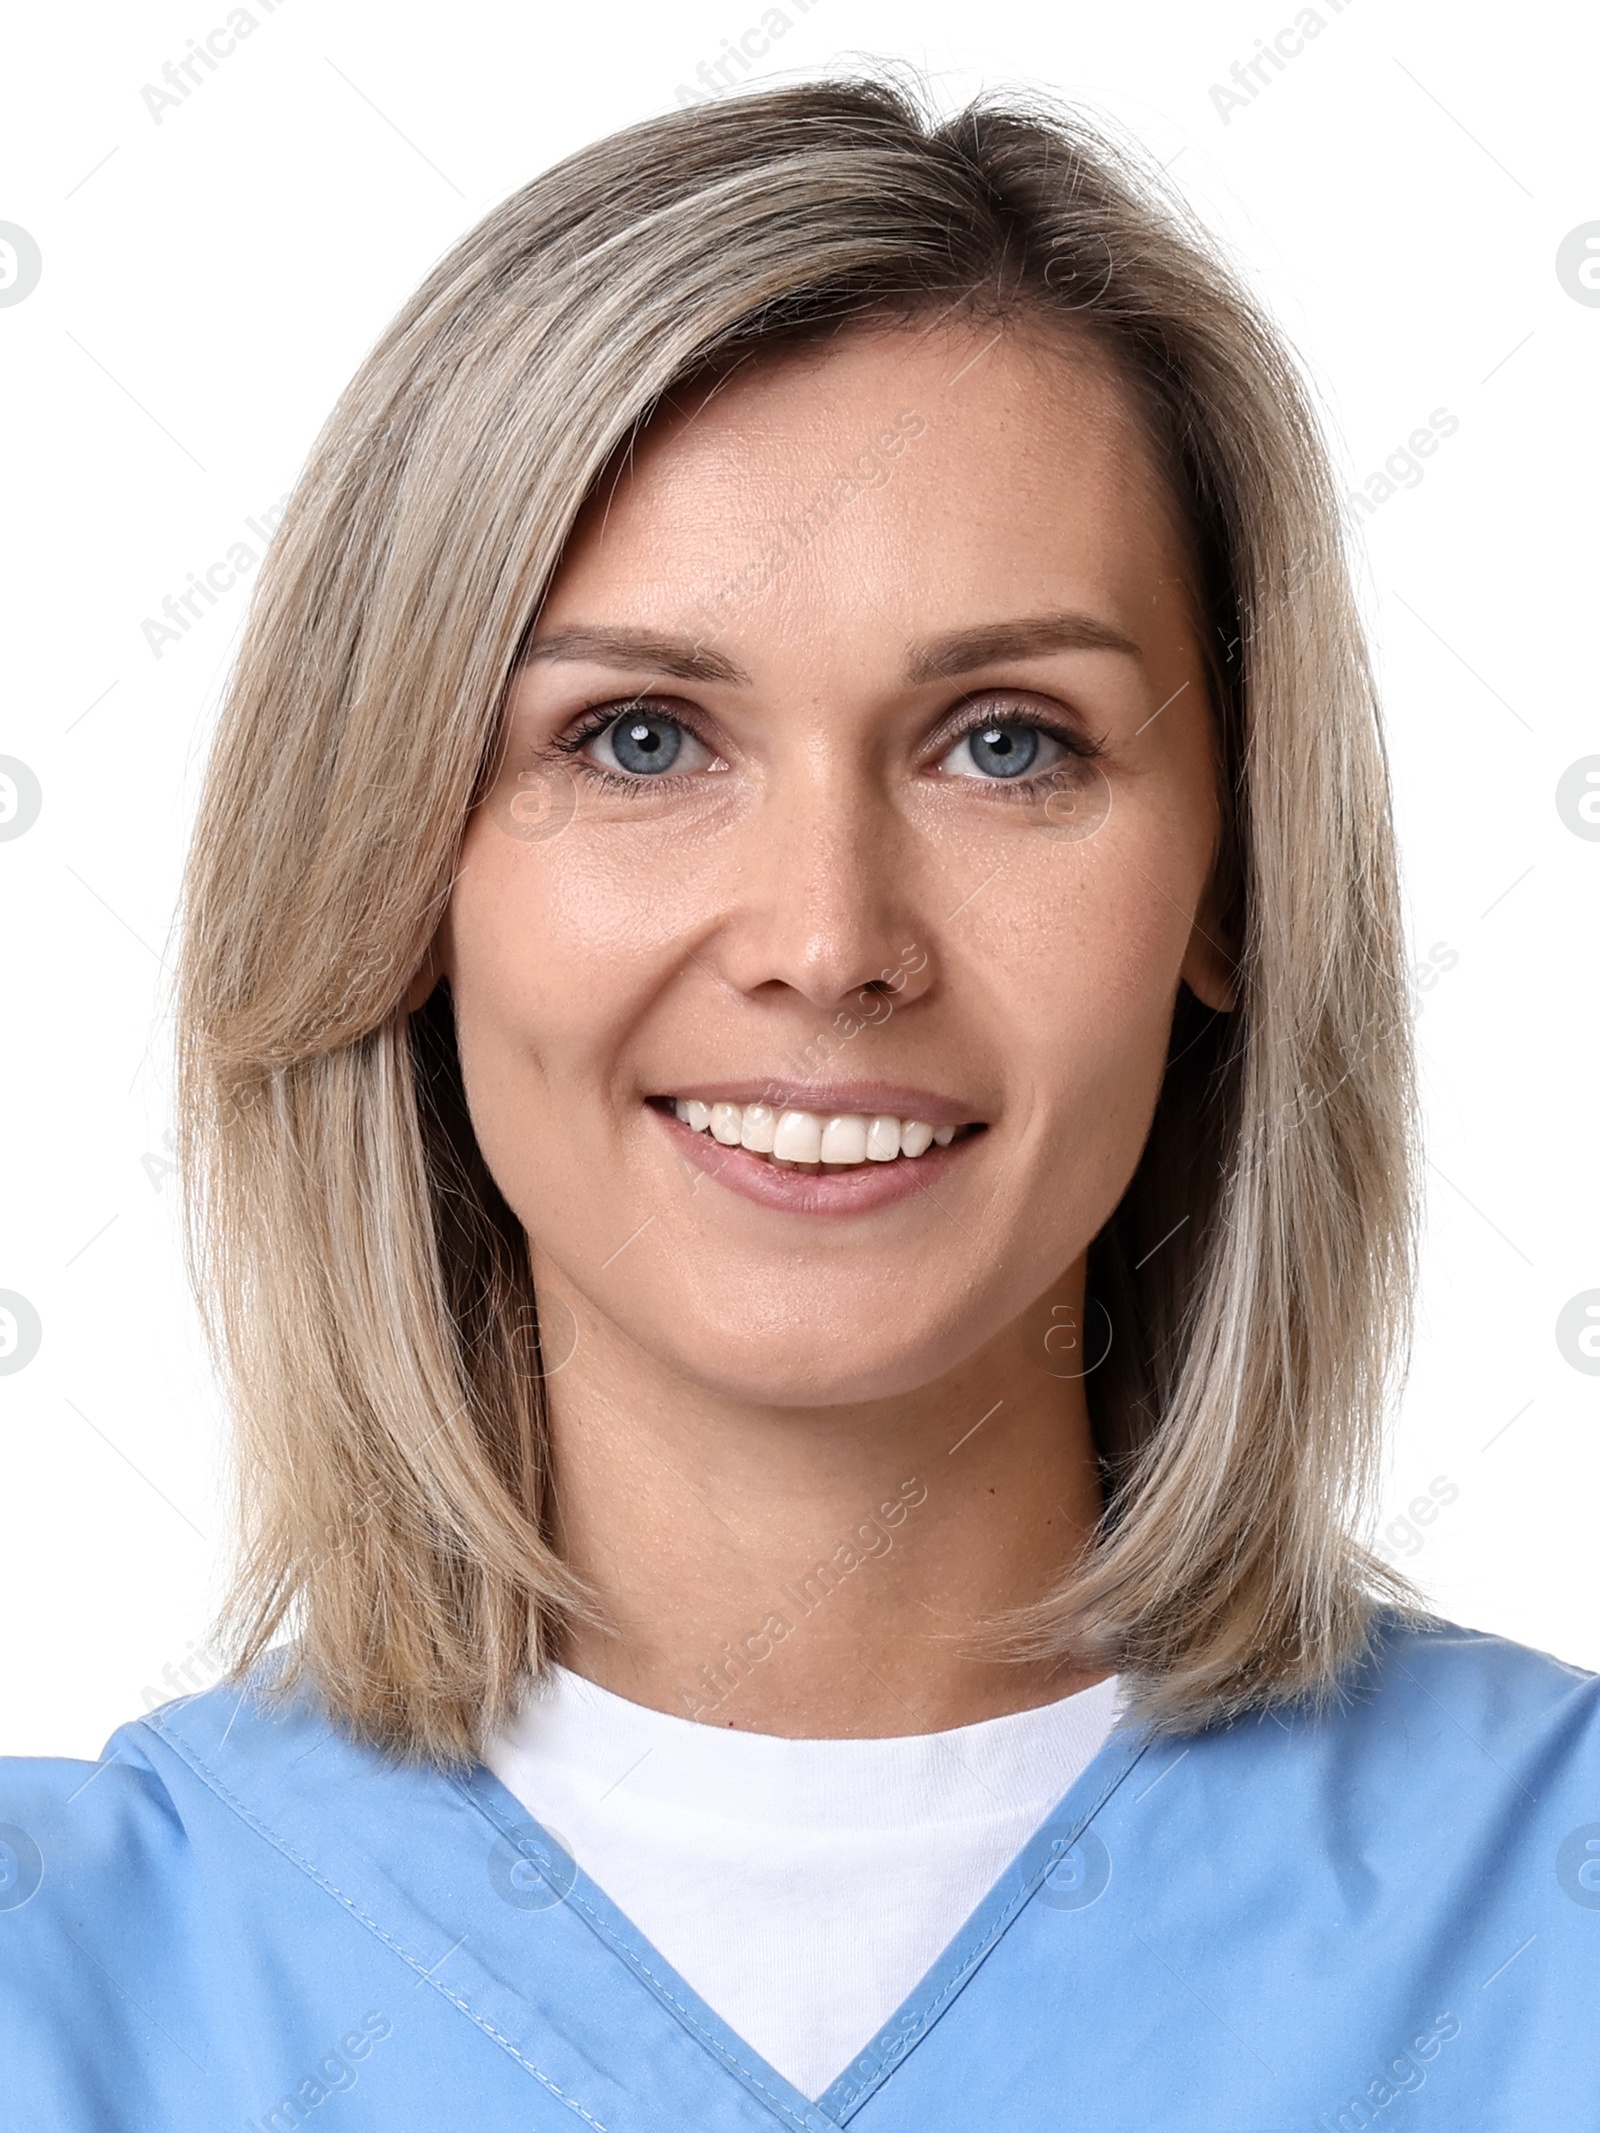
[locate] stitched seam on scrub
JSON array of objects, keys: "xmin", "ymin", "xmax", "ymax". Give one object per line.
[
  {"xmin": 452, "ymin": 1774, "xmax": 832, "ymax": 2133},
  {"xmin": 455, "ymin": 1774, "xmax": 830, "ymax": 2133},
  {"xmin": 543, "ymin": 1883, "xmax": 820, "ymax": 2132},
  {"xmin": 140, "ymin": 1714, "xmax": 610, "ymax": 2133},
  {"xmin": 827, "ymin": 1734, "xmax": 1153, "ymax": 2121}
]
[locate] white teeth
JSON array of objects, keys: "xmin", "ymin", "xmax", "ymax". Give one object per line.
[
  {"xmin": 819, "ymin": 1114, "xmax": 868, "ymax": 1165},
  {"xmin": 773, "ymin": 1109, "xmax": 823, "ymax": 1163},
  {"xmin": 669, "ymin": 1099, "xmax": 963, "ymax": 1166},
  {"xmin": 739, "ymin": 1103, "xmax": 777, "ymax": 1154},
  {"xmin": 866, "ymin": 1115, "xmax": 901, "ymax": 1161}
]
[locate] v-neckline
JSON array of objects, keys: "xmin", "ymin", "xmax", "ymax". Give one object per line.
[
  {"xmin": 455, "ymin": 1715, "xmax": 1155, "ymax": 2126},
  {"xmin": 146, "ymin": 1674, "xmax": 1155, "ymax": 2130}
]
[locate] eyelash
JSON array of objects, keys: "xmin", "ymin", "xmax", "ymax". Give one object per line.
[
  {"xmin": 937, "ymin": 699, "xmax": 1106, "ymax": 795},
  {"xmin": 549, "ymin": 694, "xmax": 1105, "ymax": 796},
  {"xmin": 550, "ymin": 697, "xmax": 696, "ymax": 795}
]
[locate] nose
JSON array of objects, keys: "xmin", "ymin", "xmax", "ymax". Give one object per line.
[{"xmin": 708, "ymin": 753, "xmax": 934, "ymax": 1016}]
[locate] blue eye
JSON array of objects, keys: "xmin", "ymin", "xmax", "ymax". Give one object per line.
[
  {"xmin": 610, "ymin": 713, "xmax": 681, "ymax": 773},
  {"xmin": 563, "ymin": 699, "xmax": 718, "ymax": 784},
  {"xmin": 968, "ymin": 725, "xmax": 1037, "ymax": 778},
  {"xmin": 941, "ymin": 720, "xmax": 1066, "ymax": 781}
]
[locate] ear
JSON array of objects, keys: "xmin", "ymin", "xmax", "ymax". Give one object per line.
[{"xmin": 1179, "ymin": 865, "xmax": 1239, "ymax": 1013}]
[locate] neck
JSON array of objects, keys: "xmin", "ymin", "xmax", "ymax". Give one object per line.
[{"xmin": 535, "ymin": 1257, "xmax": 1110, "ymax": 1737}]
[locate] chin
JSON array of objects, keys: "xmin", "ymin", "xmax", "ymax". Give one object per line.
[{"xmin": 639, "ymin": 1294, "xmax": 1004, "ymax": 1410}]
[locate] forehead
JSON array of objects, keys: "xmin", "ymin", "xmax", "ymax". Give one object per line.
[{"xmin": 542, "ymin": 316, "xmax": 1197, "ymax": 656}]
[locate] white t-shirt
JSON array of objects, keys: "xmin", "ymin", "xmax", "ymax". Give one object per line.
[{"xmin": 483, "ymin": 1665, "xmax": 1122, "ymax": 2101}]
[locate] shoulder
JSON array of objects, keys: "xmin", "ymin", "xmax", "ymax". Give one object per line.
[
  {"xmin": 0, "ymin": 1668, "xmax": 366, "ymax": 2121},
  {"xmin": 1369, "ymin": 1608, "xmax": 1598, "ymax": 1691},
  {"xmin": 0, "ymin": 1657, "xmax": 348, "ymax": 1902},
  {"xmin": 1, "ymin": 1721, "xmax": 190, "ymax": 1911},
  {"xmin": 1335, "ymin": 1609, "xmax": 1599, "ymax": 1750},
  {"xmin": 0, "ymin": 1664, "xmax": 297, "ymax": 1850},
  {"xmin": 1172, "ymin": 1611, "xmax": 1600, "ymax": 1827},
  {"xmin": 0, "ymin": 1718, "xmax": 204, "ymax": 2111},
  {"xmin": 0, "ymin": 1664, "xmax": 324, "ymax": 1984},
  {"xmin": 0, "ymin": 1688, "xmax": 260, "ymax": 1935}
]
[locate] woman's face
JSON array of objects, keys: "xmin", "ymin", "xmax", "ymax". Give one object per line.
[{"xmin": 433, "ymin": 316, "xmax": 1234, "ymax": 1406}]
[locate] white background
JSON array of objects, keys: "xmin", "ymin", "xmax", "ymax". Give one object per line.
[{"xmin": 1, "ymin": 0, "xmax": 1594, "ymax": 1757}]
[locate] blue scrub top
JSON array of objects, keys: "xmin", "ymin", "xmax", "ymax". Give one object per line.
[{"xmin": 3, "ymin": 1612, "xmax": 1598, "ymax": 2131}]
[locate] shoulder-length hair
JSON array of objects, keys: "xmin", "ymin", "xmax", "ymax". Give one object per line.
[{"xmin": 176, "ymin": 68, "xmax": 1420, "ymax": 1765}]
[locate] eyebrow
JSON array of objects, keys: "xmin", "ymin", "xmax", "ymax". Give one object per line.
[
  {"xmin": 521, "ymin": 611, "xmax": 1142, "ymax": 688},
  {"xmin": 522, "ymin": 627, "xmax": 746, "ymax": 684},
  {"xmin": 904, "ymin": 612, "xmax": 1143, "ymax": 682}
]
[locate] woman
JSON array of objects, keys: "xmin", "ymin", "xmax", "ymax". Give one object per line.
[{"xmin": 3, "ymin": 71, "xmax": 1595, "ymax": 2132}]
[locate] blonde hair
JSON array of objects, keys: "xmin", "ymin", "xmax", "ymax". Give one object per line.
[{"xmin": 176, "ymin": 69, "xmax": 1420, "ymax": 1764}]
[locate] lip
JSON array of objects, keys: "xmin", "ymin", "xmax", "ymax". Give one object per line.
[
  {"xmin": 645, "ymin": 1081, "xmax": 985, "ymax": 1130},
  {"xmin": 652, "ymin": 1103, "xmax": 986, "ymax": 1217}
]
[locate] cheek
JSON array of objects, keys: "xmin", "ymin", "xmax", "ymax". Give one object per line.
[
  {"xmin": 992, "ymin": 836, "xmax": 1199, "ymax": 1060},
  {"xmin": 980, "ymin": 837, "xmax": 1201, "ymax": 1193},
  {"xmin": 448, "ymin": 817, "xmax": 708, "ymax": 1066},
  {"xmin": 443, "ymin": 826, "xmax": 685, "ymax": 1226}
]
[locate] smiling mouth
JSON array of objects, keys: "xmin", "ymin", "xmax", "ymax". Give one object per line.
[{"xmin": 654, "ymin": 1096, "xmax": 983, "ymax": 1172}]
